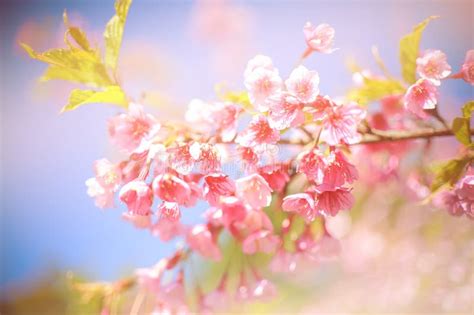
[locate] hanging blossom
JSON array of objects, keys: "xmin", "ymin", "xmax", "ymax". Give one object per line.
[
  {"xmin": 302, "ymin": 22, "xmax": 336, "ymax": 57},
  {"xmin": 403, "ymin": 78, "xmax": 438, "ymax": 119}
]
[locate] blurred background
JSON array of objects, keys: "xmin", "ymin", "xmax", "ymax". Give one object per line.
[{"xmin": 0, "ymin": 0, "xmax": 473, "ymax": 313}]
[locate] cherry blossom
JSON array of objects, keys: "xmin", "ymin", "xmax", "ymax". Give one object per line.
[
  {"xmin": 313, "ymin": 186, "xmax": 354, "ymax": 217},
  {"xmin": 203, "ymin": 173, "xmax": 236, "ymax": 206},
  {"xmin": 236, "ymin": 115, "xmax": 280, "ymax": 149},
  {"xmin": 416, "ymin": 49, "xmax": 451, "ymax": 84},
  {"xmin": 158, "ymin": 201, "xmax": 181, "ymax": 221},
  {"xmin": 186, "ymin": 224, "xmax": 222, "ymax": 261},
  {"xmin": 242, "ymin": 230, "xmax": 280, "ymax": 254},
  {"xmin": 119, "ymin": 180, "xmax": 153, "ymax": 215},
  {"xmin": 267, "ymin": 92, "xmax": 305, "ymax": 130},
  {"xmin": 285, "ymin": 65, "xmax": 320, "ymax": 103},
  {"xmin": 452, "ymin": 49, "xmax": 474, "ymax": 85},
  {"xmin": 282, "ymin": 193, "xmax": 317, "ymax": 222},
  {"xmin": 244, "ymin": 66, "xmax": 283, "ymax": 111},
  {"xmin": 258, "ymin": 163, "xmax": 290, "ymax": 193},
  {"xmin": 152, "ymin": 173, "xmax": 191, "ymax": 205},
  {"xmin": 319, "ymin": 100, "xmax": 366, "ymax": 145},
  {"xmin": 303, "ymin": 22, "xmax": 336, "ymax": 55},
  {"xmin": 108, "ymin": 103, "xmax": 159, "ymax": 153},
  {"xmin": 244, "ymin": 54, "xmax": 275, "ymax": 79},
  {"xmin": 403, "ymin": 79, "xmax": 438, "ymax": 119},
  {"xmin": 235, "ymin": 173, "xmax": 273, "ymax": 209}
]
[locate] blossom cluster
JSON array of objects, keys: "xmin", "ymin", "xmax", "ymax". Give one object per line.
[
  {"xmin": 81, "ymin": 20, "xmax": 473, "ymax": 313},
  {"xmin": 404, "ymin": 49, "xmax": 473, "ymax": 119}
]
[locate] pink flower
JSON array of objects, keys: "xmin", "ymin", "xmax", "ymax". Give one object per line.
[
  {"xmin": 303, "ymin": 22, "xmax": 336, "ymax": 55},
  {"xmin": 285, "ymin": 65, "xmax": 320, "ymax": 103},
  {"xmin": 237, "ymin": 115, "xmax": 280, "ymax": 149},
  {"xmin": 403, "ymin": 79, "xmax": 438, "ymax": 119},
  {"xmin": 186, "ymin": 225, "xmax": 222, "ymax": 261},
  {"xmin": 119, "ymin": 180, "xmax": 153, "ymax": 215},
  {"xmin": 320, "ymin": 101, "xmax": 366, "ymax": 145},
  {"xmin": 459, "ymin": 49, "xmax": 474, "ymax": 85},
  {"xmin": 86, "ymin": 178, "xmax": 115, "ymax": 209},
  {"xmin": 258, "ymin": 164, "xmax": 290, "ymax": 193},
  {"xmin": 236, "ymin": 173, "xmax": 273, "ymax": 209},
  {"xmin": 322, "ymin": 150, "xmax": 358, "ymax": 188},
  {"xmin": 244, "ymin": 67, "xmax": 282, "ymax": 111},
  {"xmin": 108, "ymin": 103, "xmax": 158, "ymax": 153},
  {"xmin": 203, "ymin": 173, "xmax": 236, "ymax": 206},
  {"xmin": 196, "ymin": 143, "xmax": 221, "ymax": 173},
  {"xmin": 122, "ymin": 212, "xmax": 153, "ymax": 229},
  {"xmin": 416, "ymin": 49, "xmax": 451, "ymax": 85},
  {"xmin": 242, "ymin": 230, "xmax": 280, "ymax": 254},
  {"xmin": 93, "ymin": 159, "xmax": 122, "ymax": 190},
  {"xmin": 210, "ymin": 102, "xmax": 241, "ymax": 142},
  {"xmin": 244, "ymin": 54, "xmax": 275, "ymax": 78},
  {"xmin": 282, "ymin": 193, "xmax": 317, "ymax": 222},
  {"xmin": 152, "ymin": 173, "xmax": 191, "ymax": 205},
  {"xmin": 219, "ymin": 196, "xmax": 248, "ymax": 227},
  {"xmin": 86, "ymin": 159, "xmax": 122, "ymax": 209},
  {"xmin": 267, "ymin": 92, "xmax": 305, "ymax": 130},
  {"xmin": 314, "ymin": 187, "xmax": 354, "ymax": 217},
  {"xmin": 298, "ymin": 148, "xmax": 326, "ymax": 182},
  {"xmin": 237, "ymin": 146, "xmax": 259, "ymax": 171},
  {"xmin": 167, "ymin": 142, "xmax": 201, "ymax": 175},
  {"xmin": 158, "ymin": 201, "xmax": 181, "ymax": 221},
  {"xmin": 152, "ymin": 218, "xmax": 183, "ymax": 241}
]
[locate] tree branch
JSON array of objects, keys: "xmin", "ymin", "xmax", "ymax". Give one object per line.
[{"xmin": 278, "ymin": 127, "xmax": 474, "ymax": 146}]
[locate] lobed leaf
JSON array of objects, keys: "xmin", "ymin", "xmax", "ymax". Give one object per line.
[
  {"xmin": 399, "ymin": 16, "xmax": 438, "ymax": 84},
  {"xmin": 104, "ymin": 0, "xmax": 133, "ymax": 70},
  {"xmin": 61, "ymin": 86, "xmax": 128, "ymax": 112}
]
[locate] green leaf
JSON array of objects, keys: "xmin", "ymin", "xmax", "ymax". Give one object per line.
[
  {"xmin": 61, "ymin": 86, "xmax": 128, "ymax": 112},
  {"xmin": 21, "ymin": 43, "xmax": 113, "ymax": 87},
  {"xmin": 63, "ymin": 11, "xmax": 93, "ymax": 52},
  {"xmin": 462, "ymin": 100, "xmax": 473, "ymax": 119},
  {"xmin": 104, "ymin": 0, "xmax": 133, "ymax": 70},
  {"xmin": 399, "ymin": 16, "xmax": 438, "ymax": 84},
  {"xmin": 452, "ymin": 117, "xmax": 470, "ymax": 145},
  {"xmin": 430, "ymin": 157, "xmax": 471, "ymax": 192},
  {"xmin": 347, "ymin": 77, "xmax": 405, "ymax": 105}
]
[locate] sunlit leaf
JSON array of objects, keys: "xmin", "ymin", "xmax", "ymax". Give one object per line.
[
  {"xmin": 21, "ymin": 43, "xmax": 113, "ymax": 87},
  {"xmin": 104, "ymin": 0, "xmax": 133, "ymax": 70},
  {"xmin": 462, "ymin": 100, "xmax": 473, "ymax": 119},
  {"xmin": 347, "ymin": 77, "xmax": 405, "ymax": 105},
  {"xmin": 399, "ymin": 16, "xmax": 438, "ymax": 84},
  {"xmin": 430, "ymin": 157, "xmax": 471, "ymax": 193},
  {"xmin": 452, "ymin": 117, "xmax": 470, "ymax": 146},
  {"xmin": 63, "ymin": 11, "xmax": 93, "ymax": 52},
  {"xmin": 61, "ymin": 85, "xmax": 128, "ymax": 112}
]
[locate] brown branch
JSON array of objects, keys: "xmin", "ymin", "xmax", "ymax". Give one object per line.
[{"xmin": 278, "ymin": 127, "xmax": 474, "ymax": 146}]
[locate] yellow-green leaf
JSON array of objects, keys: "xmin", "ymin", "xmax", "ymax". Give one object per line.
[
  {"xmin": 21, "ymin": 43, "xmax": 113, "ymax": 87},
  {"xmin": 399, "ymin": 16, "xmax": 438, "ymax": 84},
  {"xmin": 63, "ymin": 11, "xmax": 92, "ymax": 51},
  {"xmin": 462, "ymin": 100, "xmax": 473, "ymax": 119},
  {"xmin": 452, "ymin": 117, "xmax": 470, "ymax": 145},
  {"xmin": 430, "ymin": 157, "xmax": 470, "ymax": 193},
  {"xmin": 347, "ymin": 77, "xmax": 405, "ymax": 105},
  {"xmin": 104, "ymin": 0, "xmax": 133, "ymax": 70},
  {"xmin": 61, "ymin": 86, "xmax": 128, "ymax": 112}
]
